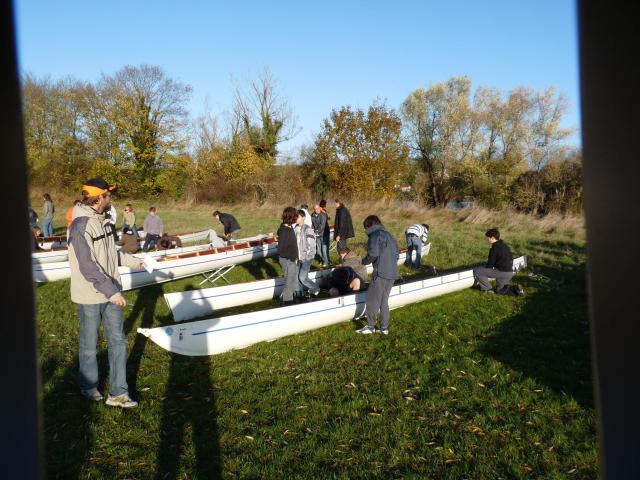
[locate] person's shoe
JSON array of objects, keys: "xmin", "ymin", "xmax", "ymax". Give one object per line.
[
  {"xmin": 311, "ymin": 289, "xmax": 320, "ymax": 296},
  {"xmin": 356, "ymin": 325, "xmax": 376, "ymax": 334},
  {"xmin": 105, "ymin": 393, "xmax": 138, "ymax": 408},
  {"xmin": 379, "ymin": 329, "xmax": 389, "ymax": 335},
  {"xmin": 81, "ymin": 389, "xmax": 103, "ymax": 402},
  {"xmin": 481, "ymin": 289, "xmax": 495, "ymax": 294}
]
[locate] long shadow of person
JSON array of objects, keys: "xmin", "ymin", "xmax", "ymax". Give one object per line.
[
  {"xmin": 479, "ymin": 250, "xmax": 592, "ymax": 408},
  {"xmin": 156, "ymin": 354, "xmax": 221, "ymax": 479},
  {"xmin": 241, "ymin": 257, "xmax": 279, "ymax": 280},
  {"xmin": 123, "ymin": 284, "xmax": 163, "ymax": 397},
  {"xmin": 41, "ymin": 351, "xmax": 107, "ymax": 479}
]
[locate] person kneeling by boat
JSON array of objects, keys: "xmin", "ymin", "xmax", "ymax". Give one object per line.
[
  {"xmin": 158, "ymin": 233, "xmax": 183, "ymax": 250},
  {"xmin": 357, "ymin": 215, "xmax": 399, "ymax": 335},
  {"xmin": 115, "ymin": 227, "xmax": 138, "ymax": 254},
  {"xmin": 473, "ymin": 228, "xmax": 514, "ymax": 294},
  {"xmin": 295, "ymin": 209, "xmax": 320, "ymax": 299},
  {"xmin": 277, "ymin": 207, "xmax": 299, "ymax": 306}
]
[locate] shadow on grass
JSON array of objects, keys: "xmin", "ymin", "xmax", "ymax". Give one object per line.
[
  {"xmin": 479, "ymin": 246, "xmax": 593, "ymax": 408},
  {"xmin": 241, "ymin": 257, "xmax": 278, "ymax": 280},
  {"xmin": 156, "ymin": 354, "xmax": 221, "ymax": 479},
  {"xmin": 124, "ymin": 284, "xmax": 163, "ymax": 397},
  {"xmin": 41, "ymin": 349, "xmax": 108, "ymax": 478}
]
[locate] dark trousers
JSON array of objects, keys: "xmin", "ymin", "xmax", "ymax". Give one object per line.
[{"xmin": 473, "ymin": 267, "xmax": 514, "ymax": 291}]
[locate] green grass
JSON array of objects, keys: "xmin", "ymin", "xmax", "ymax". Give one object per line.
[{"xmin": 36, "ymin": 202, "xmax": 596, "ymax": 479}]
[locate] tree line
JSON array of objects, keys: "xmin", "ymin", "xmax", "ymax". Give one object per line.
[{"xmin": 22, "ymin": 65, "xmax": 582, "ymax": 214}]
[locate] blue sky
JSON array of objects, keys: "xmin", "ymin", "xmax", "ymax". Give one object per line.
[{"xmin": 14, "ymin": 0, "xmax": 580, "ymax": 159}]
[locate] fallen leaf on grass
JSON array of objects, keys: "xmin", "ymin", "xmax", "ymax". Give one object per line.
[
  {"xmin": 240, "ymin": 409, "xmax": 249, "ymax": 415},
  {"xmin": 245, "ymin": 436, "xmax": 254, "ymax": 441},
  {"xmin": 369, "ymin": 412, "xmax": 382, "ymax": 416},
  {"xmin": 140, "ymin": 387, "xmax": 150, "ymax": 392},
  {"xmin": 477, "ymin": 383, "xmax": 486, "ymax": 388},
  {"xmin": 568, "ymin": 468, "xmax": 577, "ymax": 474},
  {"xmin": 523, "ymin": 465, "xmax": 533, "ymax": 473}
]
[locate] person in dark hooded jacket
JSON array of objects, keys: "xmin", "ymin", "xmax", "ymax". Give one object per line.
[{"xmin": 333, "ymin": 198, "xmax": 354, "ymax": 253}]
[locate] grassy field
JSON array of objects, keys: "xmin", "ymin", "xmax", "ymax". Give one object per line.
[{"xmin": 35, "ymin": 200, "xmax": 596, "ymax": 479}]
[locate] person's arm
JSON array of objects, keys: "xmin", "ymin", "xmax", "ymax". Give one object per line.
[
  {"xmin": 362, "ymin": 234, "xmax": 380, "ymax": 265},
  {"xmin": 486, "ymin": 244, "xmax": 497, "ymax": 268}
]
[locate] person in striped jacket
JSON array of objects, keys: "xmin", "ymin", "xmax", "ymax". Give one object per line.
[{"xmin": 404, "ymin": 223, "xmax": 429, "ymax": 270}]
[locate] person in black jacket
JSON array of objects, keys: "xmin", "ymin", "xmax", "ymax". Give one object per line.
[
  {"xmin": 333, "ymin": 198, "xmax": 354, "ymax": 253},
  {"xmin": 277, "ymin": 206, "xmax": 299, "ymax": 305},
  {"xmin": 213, "ymin": 210, "xmax": 241, "ymax": 241},
  {"xmin": 473, "ymin": 228, "xmax": 514, "ymax": 293}
]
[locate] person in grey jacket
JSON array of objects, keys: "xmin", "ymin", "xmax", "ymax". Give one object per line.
[
  {"xmin": 356, "ymin": 215, "xmax": 399, "ymax": 335},
  {"xmin": 68, "ymin": 178, "xmax": 143, "ymax": 408}
]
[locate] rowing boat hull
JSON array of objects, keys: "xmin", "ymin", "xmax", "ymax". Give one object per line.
[
  {"xmin": 138, "ymin": 255, "xmax": 527, "ymax": 356},
  {"xmin": 33, "ymin": 237, "xmax": 278, "ymax": 286},
  {"xmin": 165, "ymin": 244, "xmax": 431, "ymax": 321}
]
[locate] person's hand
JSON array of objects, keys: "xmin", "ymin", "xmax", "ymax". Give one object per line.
[
  {"xmin": 335, "ymin": 235, "xmax": 340, "ymax": 242},
  {"xmin": 138, "ymin": 262, "xmax": 145, "ymax": 269},
  {"xmin": 110, "ymin": 293, "xmax": 127, "ymax": 307}
]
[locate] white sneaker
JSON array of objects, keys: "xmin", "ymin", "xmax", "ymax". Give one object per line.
[
  {"xmin": 356, "ymin": 326, "xmax": 376, "ymax": 334},
  {"xmin": 105, "ymin": 393, "xmax": 138, "ymax": 408},
  {"xmin": 380, "ymin": 329, "xmax": 389, "ymax": 335}
]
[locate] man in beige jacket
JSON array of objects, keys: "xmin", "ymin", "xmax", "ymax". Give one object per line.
[{"xmin": 68, "ymin": 178, "xmax": 143, "ymax": 408}]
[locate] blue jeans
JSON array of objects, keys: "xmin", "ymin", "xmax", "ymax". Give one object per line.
[
  {"xmin": 122, "ymin": 223, "xmax": 140, "ymax": 239},
  {"xmin": 298, "ymin": 260, "xmax": 319, "ymax": 294},
  {"xmin": 43, "ymin": 217, "xmax": 53, "ymax": 237},
  {"xmin": 316, "ymin": 237, "xmax": 329, "ymax": 266},
  {"xmin": 142, "ymin": 233, "xmax": 159, "ymax": 251},
  {"xmin": 77, "ymin": 302, "xmax": 129, "ymax": 396},
  {"xmin": 405, "ymin": 234, "xmax": 422, "ymax": 268}
]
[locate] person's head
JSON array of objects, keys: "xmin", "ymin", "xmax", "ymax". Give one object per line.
[
  {"xmin": 43, "ymin": 193, "xmax": 51, "ymax": 202},
  {"xmin": 300, "ymin": 204, "xmax": 309, "ymax": 211},
  {"xmin": 363, "ymin": 215, "xmax": 381, "ymax": 230},
  {"xmin": 32, "ymin": 226, "xmax": 42, "ymax": 236},
  {"xmin": 328, "ymin": 287, "xmax": 340, "ymax": 297},
  {"xmin": 125, "ymin": 203, "xmax": 133, "ymax": 212},
  {"xmin": 296, "ymin": 209, "xmax": 306, "ymax": 225},
  {"xmin": 149, "ymin": 206, "xmax": 156, "ymax": 215},
  {"xmin": 332, "ymin": 267, "xmax": 349, "ymax": 285},
  {"xmin": 422, "ymin": 223, "xmax": 429, "ymax": 231},
  {"xmin": 281, "ymin": 206, "xmax": 298, "ymax": 225},
  {"xmin": 212, "ymin": 210, "xmax": 221, "ymax": 220},
  {"xmin": 73, "ymin": 199, "xmax": 82, "ymax": 207},
  {"xmin": 81, "ymin": 178, "xmax": 117, "ymax": 213},
  {"xmin": 313, "ymin": 203, "xmax": 322, "ymax": 214},
  {"xmin": 334, "ymin": 198, "xmax": 342, "ymax": 208},
  {"xmin": 485, "ymin": 228, "xmax": 500, "ymax": 243},
  {"xmin": 319, "ymin": 199, "xmax": 327, "ymax": 209}
]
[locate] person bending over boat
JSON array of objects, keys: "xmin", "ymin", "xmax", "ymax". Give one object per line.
[
  {"xmin": 213, "ymin": 210, "xmax": 241, "ymax": 242},
  {"xmin": 142, "ymin": 206, "xmax": 163, "ymax": 252},
  {"xmin": 295, "ymin": 209, "xmax": 320, "ymax": 299},
  {"xmin": 404, "ymin": 223, "xmax": 429, "ymax": 270},
  {"xmin": 357, "ymin": 215, "xmax": 399, "ymax": 335},
  {"xmin": 327, "ymin": 266, "xmax": 365, "ymax": 297},
  {"xmin": 31, "ymin": 226, "xmax": 44, "ymax": 252},
  {"xmin": 277, "ymin": 207, "xmax": 299, "ymax": 306},
  {"xmin": 473, "ymin": 228, "xmax": 514, "ymax": 294},
  {"xmin": 333, "ymin": 198, "xmax": 354, "ymax": 253},
  {"xmin": 68, "ymin": 177, "xmax": 143, "ymax": 408}
]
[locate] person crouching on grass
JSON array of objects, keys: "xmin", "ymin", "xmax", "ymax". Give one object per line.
[
  {"xmin": 68, "ymin": 177, "xmax": 144, "ymax": 408},
  {"xmin": 473, "ymin": 227, "xmax": 514, "ymax": 293},
  {"xmin": 277, "ymin": 206, "xmax": 299, "ymax": 306},
  {"xmin": 356, "ymin": 215, "xmax": 399, "ymax": 335}
]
